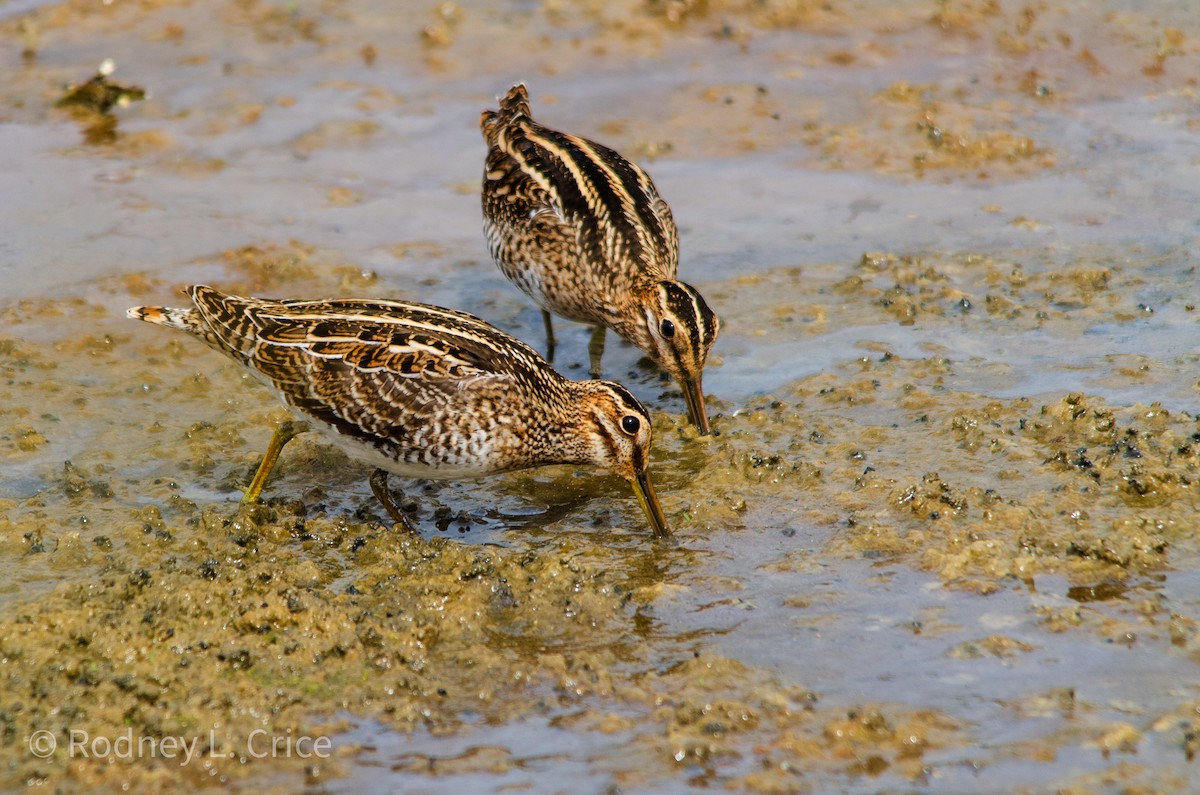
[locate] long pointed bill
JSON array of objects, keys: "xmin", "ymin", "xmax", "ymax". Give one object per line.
[
  {"xmin": 681, "ymin": 377, "xmax": 711, "ymax": 435},
  {"xmin": 631, "ymin": 469, "xmax": 670, "ymax": 537}
]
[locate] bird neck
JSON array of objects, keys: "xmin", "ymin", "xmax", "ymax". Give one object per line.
[{"xmin": 605, "ymin": 278, "xmax": 661, "ymax": 352}]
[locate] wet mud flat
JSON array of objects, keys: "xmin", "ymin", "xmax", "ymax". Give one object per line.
[{"xmin": 2, "ymin": 0, "xmax": 1200, "ymax": 792}]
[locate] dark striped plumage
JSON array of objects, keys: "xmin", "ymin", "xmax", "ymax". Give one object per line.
[
  {"xmin": 481, "ymin": 84, "xmax": 720, "ymax": 434},
  {"xmin": 127, "ymin": 285, "xmax": 668, "ymax": 535}
]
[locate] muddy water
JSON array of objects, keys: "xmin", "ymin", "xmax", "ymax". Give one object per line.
[{"xmin": 2, "ymin": 0, "xmax": 1199, "ymax": 791}]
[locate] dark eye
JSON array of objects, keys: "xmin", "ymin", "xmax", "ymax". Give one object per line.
[
  {"xmin": 620, "ymin": 416, "xmax": 640, "ymax": 435},
  {"xmin": 660, "ymin": 319, "xmax": 675, "ymax": 339}
]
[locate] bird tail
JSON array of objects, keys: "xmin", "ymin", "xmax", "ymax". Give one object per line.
[
  {"xmin": 480, "ymin": 83, "xmax": 531, "ymax": 146},
  {"xmin": 128, "ymin": 285, "xmax": 260, "ymax": 363},
  {"xmin": 125, "ymin": 302, "xmax": 202, "ymax": 332}
]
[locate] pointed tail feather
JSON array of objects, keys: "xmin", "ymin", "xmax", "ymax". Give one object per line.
[
  {"xmin": 481, "ymin": 83, "xmax": 531, "ymax": 145},
  {"xmin": 498, "ymin": 83, "xmax": 530, "ymax": 117},
  {"xmin": 128, "ymin": 286, "xmax": 260, "ymax": 363},
  {"xmin": 126, "ymin": 303, "xmax": 203, "ymax": 333}
]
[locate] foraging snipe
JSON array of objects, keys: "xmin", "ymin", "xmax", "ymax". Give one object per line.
[
  {"xmin": 127, "ymin": 285, "xmax": 669, "ymax": 536},
  {"xmin": 481, "ymin": 84, "xmax": 720, "ymax": 434}
]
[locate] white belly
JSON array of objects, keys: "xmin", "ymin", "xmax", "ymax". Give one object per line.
[{"xmin": 305, "ymin": 413, "xmax": 509, "ymax": 481}]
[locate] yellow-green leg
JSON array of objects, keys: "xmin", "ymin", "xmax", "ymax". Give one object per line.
[
  {"xmin": 542, "ymin": 310, "xmax": 556, "ymax": 361},
  {"xmin": 369, "ymin": 468, "xmax": 418, "ymax": 534},
  {"xmin": 242, "ymin": 420, "xmax": 309, "ymax": 504},
  {"xmin": 588, "ymin": 325, "xmax": 606, "ymax": 379}
]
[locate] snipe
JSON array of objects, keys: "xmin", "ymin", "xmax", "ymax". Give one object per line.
[
  {"xmin": 128, "ymin": 285, "xmax": 669, "ymax": 535},
  {"xmin": 481, "ymin": 83, "xmax": 720, "ymax": 434}
]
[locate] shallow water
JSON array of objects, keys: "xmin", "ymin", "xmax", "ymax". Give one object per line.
[{"xmin": 2, "ymin": 0, "xmax": 1200, "ymax": 791}]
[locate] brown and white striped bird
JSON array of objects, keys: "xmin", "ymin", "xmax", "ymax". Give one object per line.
[
  {"xmin": 480, "ymin": 84, "xmax": 720, "ymax": 434},
  {"xmin": 127, "ymin": 285, "xmax": 669, "ymax": 536}
]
